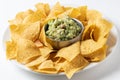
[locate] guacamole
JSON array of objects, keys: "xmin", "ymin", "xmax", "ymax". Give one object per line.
[{"xmin": 45, "ymin": 17, "xmax": 81, "ymax": 41}]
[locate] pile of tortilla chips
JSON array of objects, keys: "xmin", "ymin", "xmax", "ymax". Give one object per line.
[{"xmin": 6, "ymin": 2, "xmax": 112, "ymax": 79}]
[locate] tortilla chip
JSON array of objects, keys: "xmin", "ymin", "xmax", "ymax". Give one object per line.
[
  {"xmin": 81, "ymin": 38, "xmax": 107, "ymax": 61},
  {"xmin": 10, "ymin": 21, "xmax": 40, "ymax": 42},
  {"xmin": 39, "ymin": 47, "xmax": 54, "ymax": 57},
  {"xmin": 89, "ymin": 45, "xmax": 107, "ymax": 61},
  {"xmin": 35, "ymin": 3, "xmax": 50, "ymax": 16},
  {"xmin": 6, "ymin": 41, "xmax": 17, "ymax": 59},
  {"xmin": 58, "ymin": 8, "xmax": 81, "ymax": 18},
  {"xmin": 62, "ymin": 54, "xmax": 89, "ymax": 79},
  {"xmin": 10, "ymin": 24, "xmax": 26, "ymax": 35},
  {"xmin": 92, "ymin": 26, "xmax": 100, "ymax": 41},
  {"xmin": 47, "ymin": 2, "xmax": 64, "ymax": 19},
  {"xmin": 56, "ymin": 41, "xmax": 80, "ymax": 61},
  {"xmin": 9, "ymin": 9, "xmax": 34, "ymax": 25},
  {"xmin": 77, "ymin": 6, "xmax": 87, "ymax": 21},
  {"xmin": 21, "ymin": 21, "xmax": 40, "ymax": 41},
  {"xmin": 82, "ymin": 19, "xmax": 112, "ymax": 41},
  {"xmin": 87, "ymin": 10, "xmax": 102, "ymax": 22},
  {"xmin": 38, "ymin": 60, "xmax": 54, "ymax": 69},
  {"xmin": 82, "ymin": 24, "xmax": 96, "ymax": 40},
  {"xmin": 26, "ymin": 56, "xmax": 48, "ymax": 67},
  {"xmin": 23, "ymin": 10, "xmax": 46, "ymax": 25},
  {"xmin": 96, "ymin": 19, "xmax": 113, "ymax": 40},
  {"xmin": 54, "ymin": 58, "xmax": 65, "ymax": 72},
  {"xmin": 36, "ymin": 60, "xmax": 57, "ymax": 74},
  {"xmin": 39, "ymin": 26, "xmax": 53, "ymax": 49},
  {"xmin": 16, "ymin": 38, "xmax": 41, "ymax": 64},
  {"xmin": 9, "ymin": 25, "xmax": 22, "ymax": 43},
  {"xmin": 34, "ymin": 40, "xmax": 43, "ymax": 48},
  {"xmin": 64, "ymin": 7, "xmax": 72, "ymax": 11},
  {"xmin": 48, "ymin": 52, "xmax": 58, "ymax": 61}
]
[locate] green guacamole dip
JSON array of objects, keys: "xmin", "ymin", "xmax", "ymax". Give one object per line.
[{"xmin": 45, "ymin": 17, "xmax": 81, "ymax": 41}]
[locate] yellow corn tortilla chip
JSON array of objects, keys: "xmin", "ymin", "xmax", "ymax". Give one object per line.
[
  {"xmin": 88, "ymin": 45, "xmax": 107, "ymax": 62},
  {"xmin": 56, "ymin": 41, "xmax": 80, "ymax": 61},
  {"xmin": 21, "ymin": 21, "xmax": 40, "ymax": 41},
  {"xmin": 6, "ymin": 41, "xmax": 17, "ymax": 59},
  {"xmin": 34, "ymin": 40, "xmax": 44, "ymax": 48},
  {"xmin": 10, "ymin": 21, "xmax": 40, "ymax": 42},
  {"xmin": 9, "ymin": 26, "xmax": 23, "ymax": 45},
  {"xmin": 23, "ymin": 10, "xmax": 46, "ymax": 25},
  {"xmin": 47, "ymin": 2, "xmax": 64, "ymax": 19},
  {"xmin": 54, "ymin": 58, "xmax": 65, "ymax": 72},
  {"xmin": 58, "ymin": 8, "xmax": 81, "ymax": 18},
  {"xmin": 81, "ymin": 38, "xmax": 107, "ymax": 61},
  {"xmin": 82, "ymin": 23, "xmax": 106, "ymax": 42},
  {"xmin": 48, "ymin": 53, "xmax": 59, "ymax": 62},
  {"xmin": 77, "ymin": 6, "xmax": 87, "ymax": 21},
  {"xmin": 82, "ymin": 24, "xmax": 96, "ymax": 40},
  {"xmin": 8, "ymin": 9, "xmax": 34, "ymax": 25},
  {"xmin": 64, "ymin": 7, "xmax": 72, "ymax": 11},
  {"xmin": 10, "ymin": 24, "xmax": 26, "ymax": 35},
  {"xmin": 36, "ymin": 60, "xmax": 57, "ymax": 74},
  {"xmin": 35, "ymin": 3, "xmax": 50, "ymax": 16},
  {"xmin": 39, "ymin": 46, "xmax": 54, "ymax": 57},
  {"xmin": 26, "ymin": 56, "xmax": 48, "ymax": 67},
  {"xmin": 16, "ymin": 38, "xmax": 41, "ymax": 64},
  {"xmin": 62, "ymin": 54, "xmax": 89, "ymax": 79},
  {"xmin": 92, "ymin": 26, "xmax": 100, "ymax": 41},
  {"xmin": 38, "ymin": 60, "xmax": 55, "ymax": 69},
  {"xmin": 87, "ymin": 10, "xmax": 102, "ymax": 22},
  {"xmin": 96, "ymin": 19, "xmax": 113, "ymax": 40},
  {"xmin": 39, "ymin": 26, "xmax": 53, "ymax": 49},
  {"xmin": 83, "ymin": 18, "xmax": 112, "ymax": 42},
  {"xmin": 81, "ymin": 39, "xmax": 106, "ymax": 55}
]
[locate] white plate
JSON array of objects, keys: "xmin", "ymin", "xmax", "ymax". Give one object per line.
[{"xmin": 2, "ymin": 17, "xmax": 119, "ymax": 76}]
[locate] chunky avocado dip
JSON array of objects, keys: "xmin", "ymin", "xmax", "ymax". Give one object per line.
[{"xmin": 45, "ymin": 17, "xmax": 81, "ymax": 41}]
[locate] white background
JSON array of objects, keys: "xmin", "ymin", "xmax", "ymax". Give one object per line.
[{"xmin": 0, "ymin": 0, "xmax": 120, "ymax": 80}]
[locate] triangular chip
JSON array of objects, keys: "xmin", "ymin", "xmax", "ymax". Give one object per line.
[
  {"xmin": 36, "ymin": 60, "xmax": 57, "ymax": 74},
  {"xmin": 96, "ymin": 19, "xmax": 113, "ymax": 41},
  {"xmin": 81, "ymin": 38, "xmax": 107, "ymax": 61},
  {"xmin": 35, "ymin": 3, "xmax": 50, "ymax": 16},
  {"xmin": 89, "ymin": 45, "xmax": 107, "ymax": 61},
  {"xmin": 8, "ymin": 9, "xmax": 34, "ymax": 25},
  {"xmin": 39, "ymin": 46, "xmax": 54, "ymax": 57},
  {"xmin": 23, "ymin": 10, "xmax": 46, "ymax": 25},
  {"xmin": 58, "ymin": 8, "xmax": 81, "ymax": 18},
  {"xmin": 47, "ymin": 2, "xmax": 64, "ymax": 19},
  {"xmin": 62, "ymin": 54, "xmax": 89, "ymax": 79},
  {"xmin": 77, "ymin": 6, "xmax": 87, "ymax": 21},
  {"xmin": 6, "ymin": 41, "xmax": 17, "ymax": 59},
  {"xmin": 56, "ymin": 41, "xmax": 80, "ymax": 61},
  {"xmin": 16, "ymin": 38, "xmax": 41, "ymax": 64},
  {"xmin": 21, "ymin": 21, "xmax": 40, "ymax": 41},
  {"xmin": 39, "ymin": 26, "xmax": 53, "ymax": 49},
  {"xmin": 82, "ymin": 24, "xmax": 96, "ymax": 40},
  {"xmin": 87, "ymin": 10, "xmax": 102, "ymax": 22},
  {"xmin": 26, "ymin": 56, "xmax": 48, "ymax": 67},
  {"xmin": 34, "ymin": 40, "xmax": 43, "ymax": 48},
  {"xmin": 10, "ymin": 21, "xmax": 41, "ymax": 42}
]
